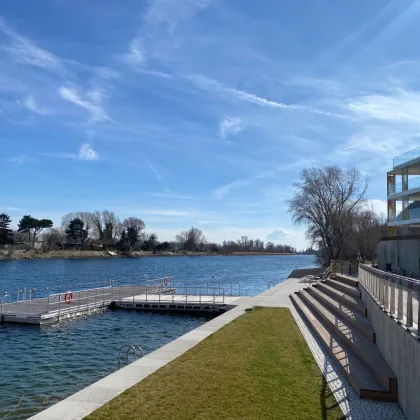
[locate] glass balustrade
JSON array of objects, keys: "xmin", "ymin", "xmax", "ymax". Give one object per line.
[{"xmin": 393, "ymin": 146, "xmax": 420, "ymax": 168}]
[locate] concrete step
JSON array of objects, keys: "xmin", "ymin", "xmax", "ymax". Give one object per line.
[
  {"xmin": 333, "ymin": 273, "xmax": 359, "ymax": 288},
  {"xmin": 314, "ymin": 282, "xmax": 367, "ymax": 317},
  {"xmin": 325, "ymin": 279, "xmax": 361, "ymax": 299},
  {"xmin": 290, "ymin": 293, "xmax": 398, "ymax": 402},
  {"xmin": 298, "ymin": 290, "xmax": 397, "ymax": 395},
  {"xmin": 306, "ymin": 286, "xmax": 376, "ymax": 342}
]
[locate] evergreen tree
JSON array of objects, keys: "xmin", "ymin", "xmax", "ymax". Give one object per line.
[
  {"xmin": 18, "ymin": 215, "xmax": 53, "ymax": 247},
  {"xmin": 0, "ymin": 213, "xmax": 13, "ymax": 245},
  {"xmin": 65, "ymin": 218, "xmax": 89, "ymax": 243},
  {"xmin": 126, "ymin": 226, "xmax": 139, "ymax": 249},
  {"xmin": 116, "ymin": 229, "xmax": 130, "ymax": 252}
]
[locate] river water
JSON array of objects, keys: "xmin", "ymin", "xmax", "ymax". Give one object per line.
[{"xmin": 0, "ymin": 255, "xmax": 315, "ymax": 419}]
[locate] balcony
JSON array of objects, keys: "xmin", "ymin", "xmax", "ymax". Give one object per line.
[
  {"xmin": 388, "ymin": 202, "xmax": 420, "ymax": 224},
  {"xmin": 393, "ymin": 175, "xmax": 420, "ymax": 194},
  {"xmin": 393, "ymin": 146, "xmax": 420, "ymax": 168}
]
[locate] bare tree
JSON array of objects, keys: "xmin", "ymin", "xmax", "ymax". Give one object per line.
[
  {"xmin": 241, "ymin": 236, "xmax": 248, "ymax": 250},
  {"xmin": 91, "ymin": 211, "xmax": 104, "ymax": 240},
  {"xmin": 351, "ymin": 209, "xmax": 386, "ymax": 261},
  {"xmin": 288, "ymin": 165, "xmax": 369, "ymax": 266},
  {"xmin": 175, "ymin": 227, "xmax": 204, "ymax": 251},
  {"xmin": 41, "ymin": 228, "xmax": 64, "ymax": 251},
  {"xmin": 91, "ymin": 210, "xmax": 121, "ymax": 242},
  {"xmin": 121, "ymin": 217, "xmax": 145, "ymax": 234}
]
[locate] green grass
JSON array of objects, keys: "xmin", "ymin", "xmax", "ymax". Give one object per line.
[{"xmin": 86, "ymin": 308, "xmax": 344, "ymax": 420}]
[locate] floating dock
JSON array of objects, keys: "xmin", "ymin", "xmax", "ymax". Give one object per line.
[{"xmin": 0, "ymin": 280, "xmax": 241, "ymax": 325}]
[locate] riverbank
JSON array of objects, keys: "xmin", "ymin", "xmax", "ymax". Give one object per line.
[
  {"xmin": 0, "ymin": 250, "xmax": 214, "ymax": 260},
  {"xmin": 0, "ymin": 250, "xmax": 298, "ymax": 261}
]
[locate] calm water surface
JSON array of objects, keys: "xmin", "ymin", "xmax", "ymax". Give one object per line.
[{"xmin": 0, "ymin": 255, "xmax": 315, "ymax": 419}]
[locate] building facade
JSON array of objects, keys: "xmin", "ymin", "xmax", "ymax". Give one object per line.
[{"xmin": 387, "ymin": 146, "xmax": 420, "ymax": 235}]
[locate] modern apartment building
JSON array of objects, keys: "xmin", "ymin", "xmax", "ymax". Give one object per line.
[{"xmin": 387, "ymin": 146, "xmax": 420, "ymax": 235}]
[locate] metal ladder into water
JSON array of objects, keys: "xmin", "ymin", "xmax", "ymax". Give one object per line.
[{"xmin": 117, "ymin": 344, "xmax": 144, "ymax": 369}]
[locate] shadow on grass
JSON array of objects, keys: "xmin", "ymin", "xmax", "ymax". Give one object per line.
[{"xmin": 320, "ymin": 375, "xmax": 346, "ymax": 420}]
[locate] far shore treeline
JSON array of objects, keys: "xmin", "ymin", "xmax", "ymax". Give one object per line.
[{"xmin": 0, "ymin": 212, "xmax": 300, "ymax": 255}]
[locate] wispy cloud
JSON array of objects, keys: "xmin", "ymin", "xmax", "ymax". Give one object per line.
[
  {"xmin": 0, "ymin": 206, "xmax": 23, "ymax": 211},
  {"xmin": 122, "ymin": 39, "xmax": 146, "ymax": 66},
  {"xmin": 44, "ymin": 143, "xmax": 100, "ymax": 161},
  {"xmin": 145, "ymin": 0, "xmax": 212, "ymax": 28},
  {"xmin": 219, "ymin": 117, "xmax": 243, "ymax": 139},
  {"xmin": 0, "ymin": 16, "xmax": 63, "ymax": 73},
  {"xmin": 139, "ymin": 209, "xmax": 195, "ymax": 216},
  {"xmin": 20, "ymin": 95, "xmax": 53, "ymax": 116},
  {"xmin": 340, "ymin": 144, "xmax": 364, "ymax": 151},
  {"xmin": 150, "ymin": 192, "xmax": 197, "ymax": 201},
  {"xmin": 214, "ymin": 179, "xmax": 249, "ymax": 199},
  {"xmin": 348, "ymin": 89, "xmax": 420, "ymax": 124},
  {"xmin": 58, "ymin": 86, "xmax": 108, "ymax": 122},
  {"xmin": 145, "ymin": 161, "xmax": 162, "ymax": 180},
  {"xmin": 188, "ymin": 74, "xmax": 348, "ymax": 119},
  {"xmin": 7, "ymin": 155, "xmax": 35, "ymax": 165}
]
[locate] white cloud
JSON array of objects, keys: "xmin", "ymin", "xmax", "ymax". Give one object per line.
[
  {"xmin": 139, "ymin": 209, "xmax": 195, "ymax": 216},
  {"xmin": 122, "ymin": 39, "xmax": 146, "ymax": 65},
  {"xmin": 214, "ymin": 179, "xmax": 248, "ymax": 199},
  {"xmin": 145, "ymin": 0, "xmax": 212, "ymax": 27},
  {"xmin": 188, "ymin": 74, "xmax": 347, "ymax": 119},
  {"xmin": 0, "ymin": 206, "xmax": 23, "ymax": 211},
  {"xmin": 0, "ymin": 17, "xmax": 63, "ymax": 73},
  {"xmin": 79, "ymin": 143, "xmax": 99, "ymax": 161},
  {"xmin": 266, "ymin": 228, "xmax": 293, "ymax": 242},
  {"xmin": 219, "ymin": 117, "xmax": 243, "ymax": 139},
  {"xmin": 58, "ymin": 86, "xmax": 108, "ymax": 122},
  {"xmin": 365, "ymin": 199, "xmax": 388, "ymax": 216},
  {"xmin": 96, "ymin": 66, "xmax": 120, "ymax": 80},
  {"xmin": 21, "ymin": 95, "xmax": 52, "ymax": 116},
  {"xmin": 43, "ymin": 144, "xmax": 100, "ymax": 161},
  {"xmin": 348, "ymin": 89, "xmax": 420, "ymax": 124},
  {"xmin": 145, "ymin": 161, "xmax": 162, "ymax": 180}
]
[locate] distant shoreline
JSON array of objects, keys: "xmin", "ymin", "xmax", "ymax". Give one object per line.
[{"xmin": 0, "ymin": 249, "xmax": 309, "ymax": 261}]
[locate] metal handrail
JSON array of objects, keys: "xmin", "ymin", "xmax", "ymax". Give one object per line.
[
  {"xmin": 118, "ymin": 344, "xmax": 144, "ymax": 369},
  {"xmin": 359, "ymin": 264, "xmax": 420, "ymax": 338},
  {"xmin": 267, "ymin": 281, "xmax": 276, "ymax": 289}
]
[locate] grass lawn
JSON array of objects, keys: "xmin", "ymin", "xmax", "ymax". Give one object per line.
[{"xmin": 86, "ymin": 307, "xmax": 344, "ymax": 420}]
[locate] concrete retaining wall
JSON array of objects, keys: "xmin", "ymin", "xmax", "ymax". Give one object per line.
[
  {"xmin": 377, "ymin": 239, "xmax": 420, "ymax": 279},
  {"xmin": 360, "ymin": 286, "xmax": 420, "ymax": 420}
]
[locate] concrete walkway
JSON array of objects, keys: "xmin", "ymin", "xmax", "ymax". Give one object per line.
[{"xmin": 29, "ymin": 278, "xmax": 405, "ymax": 420}]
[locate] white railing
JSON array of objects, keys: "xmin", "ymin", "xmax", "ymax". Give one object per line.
[
  {"xmin": 116, "ymin": 283, "xmax": 227, "ymax": 305},
  {"xmin": 359, "ymin": 264, "xmax": 420, "ymax": 338},
  {"xmin": 46, "ymin": 286, "xmax": 113, "ymax": 316}
]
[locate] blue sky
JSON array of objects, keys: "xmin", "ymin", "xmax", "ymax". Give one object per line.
[{"xmin": 1, "ymin": 0, "xmax": 418, "ymax": 249}]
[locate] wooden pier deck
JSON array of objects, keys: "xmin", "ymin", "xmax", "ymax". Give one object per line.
[{"xmin": 0, "ymin": 283, "xmax": 240, "ymax": 325}]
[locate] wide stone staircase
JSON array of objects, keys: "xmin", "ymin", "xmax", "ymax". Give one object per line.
[{"xmin": 290, "ymin": 273, "xmax": 398, "ymax": 402}]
